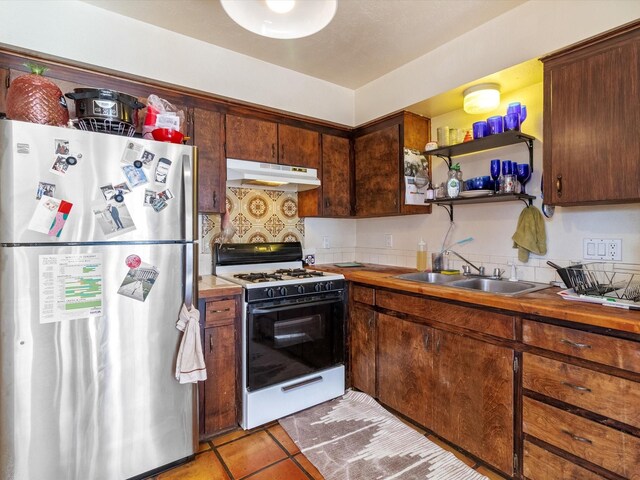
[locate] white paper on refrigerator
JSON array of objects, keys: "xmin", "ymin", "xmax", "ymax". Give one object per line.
[{"xmin": 39, "ymin": 253, "xmax": 103, "ymax": 323}]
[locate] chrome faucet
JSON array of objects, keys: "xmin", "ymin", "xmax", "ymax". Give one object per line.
[{"xmin": 445, "ymin": 250, "xmax": 484, "ymax": 276}]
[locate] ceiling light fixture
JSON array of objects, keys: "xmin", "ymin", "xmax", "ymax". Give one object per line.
[
  {"xmin": 463, "ymin": 83, "xmax": 501, "ymax": 114},
  {"xmin": 220, "ymin": 0, "xmax": 337, "ymax": 39}
]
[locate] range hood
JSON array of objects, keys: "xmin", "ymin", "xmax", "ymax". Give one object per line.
[{"xmin": 226, "ymin": 158, "xmax": 320, "ymax": 191}]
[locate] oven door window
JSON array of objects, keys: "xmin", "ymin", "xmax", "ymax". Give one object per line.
[{"xmin": 247, "ymin": 299, "xmax": 344, "ymax": 391}]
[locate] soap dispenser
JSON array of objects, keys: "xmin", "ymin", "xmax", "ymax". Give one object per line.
[{"xmin": 417, "ymin": 239, "xmax": 428, "ymax": 271}]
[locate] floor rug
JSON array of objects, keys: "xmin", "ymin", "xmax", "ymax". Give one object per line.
[{"xmin": 279, "ymin": 390, "xmax": 488, "ymax": 480}]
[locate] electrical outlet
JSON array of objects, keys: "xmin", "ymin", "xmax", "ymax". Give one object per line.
[
  {"xmin": 384, "ymin": 233, "xmax": 393, "ymax": 248},
  {"xmin": 583, "ymin": 238, "xmax": 622, "ymax": 261},
  {"xmin": 322, "ymin": 236, "xmax": 330, "ymax": 249}
]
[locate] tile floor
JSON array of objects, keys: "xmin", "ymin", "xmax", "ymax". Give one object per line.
[{"xmin": 147, "ymin": 417, "xmax": 508, "ymax": 480}]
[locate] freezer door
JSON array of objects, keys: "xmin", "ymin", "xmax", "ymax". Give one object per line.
[
  {"xmin": 0, "ymin": 120, "xmax": 194, "ymax": 244},
  {"xmin": 0, "ymin": 243, "xmax": 196, "ymax": 480}
]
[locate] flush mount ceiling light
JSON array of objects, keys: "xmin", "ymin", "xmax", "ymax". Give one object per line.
[
  {"xmin": 220, "ymin": 0, "xmax": 337, "ymax": 39},
  {"xmin": 463, "ymin": 83, "xmax": 501, "ymax": 114}
]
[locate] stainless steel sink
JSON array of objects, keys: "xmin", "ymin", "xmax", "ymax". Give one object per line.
[
  {"xmin": 449, "ymin": 277, "xmax": 550, "ymax": 296},
  {"xmin": 395, "ymin": 272, "xmax": 464, "ymax": 283},
  {"xmin": 394, "ymin": 272, "xmax": 550, "ymax": 296}
]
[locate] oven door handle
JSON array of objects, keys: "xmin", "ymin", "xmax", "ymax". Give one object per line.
[{"xmin": 250, "ymin": 298, "xmax": 341, "ymax": 314}]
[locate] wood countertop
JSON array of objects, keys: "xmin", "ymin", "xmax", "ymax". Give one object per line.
[
  {"xmin": 312, "ymin": 263, "xmax": 640, "ymax": 335},
  {"xmin": 198, "ymin": 275, "xmax": 243, "ymax": 300}
]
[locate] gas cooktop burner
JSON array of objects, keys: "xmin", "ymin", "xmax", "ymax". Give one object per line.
[
  {"xmin": 274, "ymin": 268, "xmax": 325, "ymax": 279},
  {"xmin": 234, "ymin": 272, "xmax": 284, "ymax": 283}
]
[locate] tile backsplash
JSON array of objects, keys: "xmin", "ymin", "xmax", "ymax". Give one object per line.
[{"xmin": 200, "ymin": 187, "xmax": 304, "ymax": 254}]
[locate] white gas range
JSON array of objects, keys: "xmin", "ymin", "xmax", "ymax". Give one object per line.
[{"xmin": 213, "ymin": 242, "xmax": 346, "ymax": 429}]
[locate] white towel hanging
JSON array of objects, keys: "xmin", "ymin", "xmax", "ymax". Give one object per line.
[{"xmin": 175, "ymin": 303, "xmax": 207, "ymax": 384}]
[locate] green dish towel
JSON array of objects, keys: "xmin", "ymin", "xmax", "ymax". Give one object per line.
[{"xmin": 512, "ymin": 206, "xmax": 547, "ymax": 262}]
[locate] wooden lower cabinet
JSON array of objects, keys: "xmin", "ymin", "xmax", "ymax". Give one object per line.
[
  {"xmin": 349, "ymin": 303, "xmax": 376, "ymax": 397},
  {"xmin": 432, "ymin": 329, "xmax": 514, "ymax": 475},
  {"xmin": 523, "ymin": 397, "xmax": 640, "ymax": 478},
  {"xmin": 522, "ymin": 319, "xmax": 640, "ymax": 479},
  {"xmin": 377, "ymin": 313, "xmax": 433, "ymax": 427},
  {"xmin": 200, "ymin": 295, "xmax": 240, "ymax": 439},
  {"xmin": 523, "ymin": 441, "xmax": 606, "ymax": 480},
  {"xmin": 352, "ymin": 287, "xmax": 515, "ymax": 476}
]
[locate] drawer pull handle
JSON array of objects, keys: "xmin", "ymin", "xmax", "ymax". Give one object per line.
[
  {"xmin": 562, "ymin": 381, "xmax": 592, "ymax": 393},
  {"xmin": 560, "ymin": 339, "xmax": 592, "ymax": 349},
  {"xmin": 209, "ymin": 334, "xmax": 213, "ymax": 353},
  {"xmin": 423, "ymin": 333, "xmax": 430, "ymax": 351},
  {"xmin": 211, "ymin": 308, "xmax": 231, "ymax": 313},
  {"xmin": 562, "ymin": 430, "xmax": 593, "ymax": 445}
]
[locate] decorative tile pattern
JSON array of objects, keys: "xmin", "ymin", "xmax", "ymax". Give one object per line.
[
  {"xmin": 265, "ymin": 214, "xmax": 285, "ymax": 237},
  {"xmin": 233, "ymin": 212, "xmax": 253, "ymax": 238},
  {"xmin": 200, "ymin": 187, "xmax": 303, "ymax": 252}
]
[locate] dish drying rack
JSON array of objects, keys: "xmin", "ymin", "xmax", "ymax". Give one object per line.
[{"xmin": 565, "ymin": 262, "xmax": 640, "ymax": 305}]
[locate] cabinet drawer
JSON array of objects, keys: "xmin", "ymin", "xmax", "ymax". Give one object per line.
[
  {"xmin": 523, "ymin": 441, "xmax": 605, "ymax": 480},
  {"xmin": 523, "ymin": 353, "xmax": 640, "ymax": 428},
  {"xmin": 523, "ymin": 320, "xmax": 640, "ymax": 374},
  {"xmin": 376, "ymin": 290, "xmax": 515, "ymax": 339},
  {"xmin": 205, "ymin": 299, "xmax": 236, "ymax": 326},
  {"xmin": 352, "ymin": 285, "xmax": 375, "ymax": 305},
  {"xmin": 523, "ymin": 397, "xmax": 640, "ymax": 478}
]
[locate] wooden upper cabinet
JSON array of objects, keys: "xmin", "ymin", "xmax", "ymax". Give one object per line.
[
  {"xmin": 355, "ymin": 125, "xmax": 400, "ymax": 217},
  {"xmin": 0, "ymin": 68, "xmax": 9, "ymax": 115},
  {"xmin": 299, "ymin": 133, "xmax": 351, "ymax": 217},
  {"xmin": 278, "ymin": 123, "xmax": 320, "ymax": 169},
  {"xmin": 225, "ymin": 114, "xmax": 278, "ymax": 163},
  {"xmin": 541, "ymin": 21, "xmax": 640, "ymax": 206},
  {"xmin": 354, "ymin": 111, "xmax": 430, "ymax": 217},
  {"xmin": 194, "ymin": 108, "xmax": 225, "ymax": 213},
  {"xmin": 225, "ymin": 114, "xmax": 321, "ymax": 169},
  {"xmin": 321, "ymin": 134, "xmax": 351, "ymax": 216}
]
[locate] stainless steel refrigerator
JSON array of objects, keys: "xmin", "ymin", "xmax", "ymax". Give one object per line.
[{"xmin": 0, "ymin": 120, "xmax": 197, "ymax": 480}]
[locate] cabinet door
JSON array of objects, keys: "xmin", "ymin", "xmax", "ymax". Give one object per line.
[
  {"xmin": 349, "ymin": 304, "xmax": 376, "ymax": 396},
  {"xmin": 433, "ymin": 330, "xmax": 514, "ymax": 475},
  {"xmin": 194, "ymin": 108, "xmax": 225, "ymax": 213},
  {"xmin": 354, "ymin": 125, "xmax": 400, "ymax": 216},
  {"xmin": 321, "ymin": 134, "xmax": 351, "ymax": 216},
  {"xmin": 225, "ymin": 114, "xmax": 278, "ymax": 163},
  {"xmin": 0, "ymin": 67, "xmax": 9, "ymax": 115},
  {"xmin": 377, "ymin": 313, "xmax": 433, "ymax": 428},
  {"xmin": 278, "ymin": 124, "xmax": 320, "ymax": 169},
  {"xmin": 543, "ymin": 31, "xmax": 640, "ymax": 205},
  {"xmin": 202, "ymin": 324, "xmax": 237, "ymax": 436}
]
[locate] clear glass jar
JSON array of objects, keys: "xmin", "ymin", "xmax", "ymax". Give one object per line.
[{"xmin": 447, "ymin": 168, "xmax": 461, "ymax": 198}]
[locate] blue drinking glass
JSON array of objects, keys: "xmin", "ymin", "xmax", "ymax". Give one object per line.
[
  {"xmin": 472, "ymin": 121, "xmax": 489, "ymax": 139},
  {"xmin": 507, "ymin": 102, "xmax": 521, "ymax": 117},
  {"xmin": 502, "ymin": 160, "xmax": 513, "ymax": 175},
  {"xmin": 504, "ymin": 112, "xmax": 520, "ymax": 131},
  {"xmin": 516, "ymin": 163, "xmax": 531, "ymax": 194},
  {"xmin": 487, "ymin": 116, "xmax": 504, "ymax": 135},
  {"xmin": 520, "ymin": 105, "xmax": 528, "ymax": 125},
  {"xmin": 490, "ymin": 159, "xmax": 500, "ymax": 192}
]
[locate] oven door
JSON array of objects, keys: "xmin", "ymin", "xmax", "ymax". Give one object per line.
[{"xmin": 246, "ymin": 292, "xmax": 345, "ymax": 392}]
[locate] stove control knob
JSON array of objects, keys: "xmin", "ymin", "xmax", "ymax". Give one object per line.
[
  {"xmin": 296, "ymin": 285, "xmax": 305, "ymax": 294},
  {"xmin": 265, "ymin": 288, "xmax": 275, "ymax": 298},
  {"xmin": 326, "ymin": 281, "xmax": 334, "ymax": 291},
  {"xmin": 314, "ymin": 282, "xmax": 324, "ymax": 292},
  {"xmin": 278, "ymin": 286, "xmax": 287, "ymax": 296}
]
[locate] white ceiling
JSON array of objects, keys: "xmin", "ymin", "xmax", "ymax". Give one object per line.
[{"xmin": 82, "ymin": 0, "xmax": 527, "ymax": 90}]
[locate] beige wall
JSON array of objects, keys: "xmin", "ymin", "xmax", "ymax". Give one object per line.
[
  {"xmin": 0, "ymin": 0, "xmax": 355, "ymax": 126},
  {"xmin": 355, "ymin": 0, "xmax": 640, "ymax": 124}
]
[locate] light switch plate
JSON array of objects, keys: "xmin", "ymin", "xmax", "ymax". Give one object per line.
[
  {"xmin": 583, "ymin": 238, "xmax": 621, "ymax": 261},
  {"xmin": 384, "ymin": 234, "xmax": 393, "ymax": 248}
]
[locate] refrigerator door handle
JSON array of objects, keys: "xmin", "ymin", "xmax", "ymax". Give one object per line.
[
  {"xmin": 185, "ymin": 244, "xmax": 193, "ymax": 309},
  {"xmin": 183, "ymin": 152, "xmax": 194, "ymax": 241}
]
